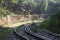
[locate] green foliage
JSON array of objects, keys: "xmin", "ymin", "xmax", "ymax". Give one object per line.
[
  {"xmin": 32, "ymin": 10, "xmax": 60, "ymax": 34},
  {"xmin": 46, "ymin": 11, "xmax": 60, "ymax": 34},
  {"xmin": 12, "ymin": 0, "xmax": 19, "ymax": 3},
  {"xmin": 0, "ymin": 0, "xmax": 50, "ymax": 15},
  {"xmin": 0, "ymin": 0, "xmax": 60, "ymax": 17},
  {"xmin": 45, "ymin": 0, "xmax": 48, "ymax": 10},
  {"xmin": 31, "ymin": 23, "xmax": 40, "ymax": 32},
  {"xmin": 40, "ymin": 10, "xmax": 60, "ymax": 34},
  {"xmin": 0, "ymin": 26, "xmax": 12, "ymax": 40},
  {"xmin": 0, "ymin": 7, "xmax": 8, "ymax": 18},
  {"xmin": 0, "ymin": 6, "xmax": 10, "ymax": 17},
  {"xmin": 39, "ymin": 18, "xmax": 50, "ymax": 29}
]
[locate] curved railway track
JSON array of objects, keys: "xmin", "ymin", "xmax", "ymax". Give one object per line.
[
  {"xmin": 25, "ymin": 24, "xmax": 60, "ymax": 40},
  {"xmin": 14, "ymin": 24, "xmax": 43, "ymax": 40},
  {"xmin": 13, "ymin": 24, "xmax": 60, "ymax": 40}
]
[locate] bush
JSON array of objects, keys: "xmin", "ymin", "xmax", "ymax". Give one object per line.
[
  {"xmin": 41, "ymin": 10, "xmax": 60, "ymax": 34},
  {"xmin": 32, "ymin": 10, "xmax": 60, "ymax": 34}
]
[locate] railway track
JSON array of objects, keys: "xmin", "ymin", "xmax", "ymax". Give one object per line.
[
  {"xmin": 13, "ymin": 23, "xmax": 60, "ymax": 40},
  {"xmin": 14, "ymin": 24, "xmax": 43, "ymax": 40},
  {"xmin": 25, "ymin": 24, "xmax": 60, "ymax": 40}
]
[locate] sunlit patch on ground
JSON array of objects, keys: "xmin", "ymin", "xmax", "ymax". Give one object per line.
[{"xmin": 3, "ymin": 20, "xmax": 44, "ymax": 28}]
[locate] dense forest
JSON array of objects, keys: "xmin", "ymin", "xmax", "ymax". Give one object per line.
[{"xmin": 0, "ymin": 0, "xmax": 60, "ymax": 18}]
